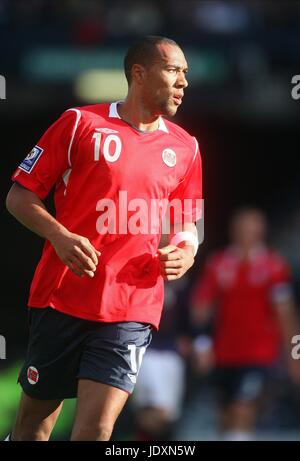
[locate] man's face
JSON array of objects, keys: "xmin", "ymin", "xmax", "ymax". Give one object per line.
[
  {"xmin": 231, "ymin": 211, "xmax": 267, "ymax": 248},
  {"xmin": 141, "ymin": 43, "xmax": 189, "ymax": 117}
]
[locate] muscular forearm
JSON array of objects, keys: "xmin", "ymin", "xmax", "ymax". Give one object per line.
[
  {"xmin": 275, "ymin": 300, "xmax": 300, "ymax": 355},
  {"xmin": 275, "ymin": 298, "xmax": 300, "ymax": 384},
  {"xmin": 6, "ymin": 183, "xmax": 100, "ymax": 278},
  {"xmin": 6, "ymin": 183, "xmax": 67, "ymax": 242}
]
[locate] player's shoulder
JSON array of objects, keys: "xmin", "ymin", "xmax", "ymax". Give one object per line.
[
  {"xmin": 208, "ymin": 246, "xmax": 243, "ymax": 268},
  {"xmin": 163, "ymin": 118, "xmax": 198, "ymax": 151},
  {"xmin": 62, "ymin": 103, "xmax": 110, "ymax": 123},
  {"xmin": 60, "ymin": 104, "xmax": 109, "ymax": 126}
]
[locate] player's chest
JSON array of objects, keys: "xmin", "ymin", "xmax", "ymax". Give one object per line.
[
  {"xmin": 74, "ymin": 127, "xmax": 186, "ymax": 193},
  {"xmin": 216, "ymin": 260, "xmax": 272, "ymax": 290}
]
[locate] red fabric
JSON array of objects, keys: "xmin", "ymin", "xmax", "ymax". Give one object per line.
[
  {"xmin": 12, "ymin": 103, "xmax": 202, "ymax": 329},
  {"xmin": 193, "ymin": 247, "xmax": 291, "ymax": 364}
]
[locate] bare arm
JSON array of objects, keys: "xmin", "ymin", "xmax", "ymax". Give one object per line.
[
  {"xmin": 6, "ymin": 182, "xmax": 100, "ymax": 278},
  {"xmin": 191, "ymin": 300, "xmax": 214, "ymax": 326},
  {"xmin": 274, "ymin": 297, "xmax": 300, "ymax": 384},
  {"xmin": 189, "ymin": 299, "xmax": 215, "ymax": 374}
]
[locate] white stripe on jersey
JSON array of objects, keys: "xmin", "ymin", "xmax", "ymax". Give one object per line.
[
  {"xmin": 62, "ymin": 168, "xmax": 72, "ymax": 186},
  {"xmin": 66, "ymin": 108, "xmax": 81, "ymax": 167},
  {"xmin": 193, "ymin": 136, "xmax": 199, "ymax": 162}
]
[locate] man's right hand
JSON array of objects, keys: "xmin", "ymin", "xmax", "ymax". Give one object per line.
[
  {"xmin": 6, "ymin": 183, "xmax": 100, "ymax": 278},
  {"xmin": 49, "ymin": 229, "xmax": 101, "ymax": 278}
]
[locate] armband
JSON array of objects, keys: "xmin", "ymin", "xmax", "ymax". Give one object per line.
[{"xmin": 170, "ymin": 231, "xmax": 199, "ymax": 257}]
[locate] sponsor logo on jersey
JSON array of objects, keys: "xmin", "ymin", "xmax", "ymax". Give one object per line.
[
  {"xmin": 162, "ymin": 148, "xmax": 176, "ymax": 167},
  {"xmin": 95, "ymin": 128, "xmax": 119, "ymax": 134},
  {"xmin": 27, "ymin": 366, "xmax": 39, "ymax": 385},
  {"xmin": 19, "ymin": 145, "xmax": 44, "ymax": 173}
]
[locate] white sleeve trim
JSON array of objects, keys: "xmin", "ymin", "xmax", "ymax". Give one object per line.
[
  {"xmin": 193, "ymin": 137, "xmax": 199, "ymax": 162},
  {"xmin": 176, "ymin": 137, "xmax": 199, "ymax": 187},
  {"xmin": 66, "ymin": 108, "xmax": 81, "ymax": 167}
]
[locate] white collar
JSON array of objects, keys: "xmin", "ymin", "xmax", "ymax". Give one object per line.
[{"xmin": 109, "ymin": 101, "xmax": 169, "ymax": 133}]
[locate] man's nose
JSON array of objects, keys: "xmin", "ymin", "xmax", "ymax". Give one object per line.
[{"xmin": 177, "ymin": 72, "xmax": 188, "ymax": 88}]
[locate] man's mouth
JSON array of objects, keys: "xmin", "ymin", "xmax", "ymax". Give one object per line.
[{"xmin": 173, "ymin": 95, "xmax": 183, "ymax": 105}]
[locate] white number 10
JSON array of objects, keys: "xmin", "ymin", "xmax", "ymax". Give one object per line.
[{"xmin": 92, "ymin": 132, "xmax": 122, "ymax": 163}]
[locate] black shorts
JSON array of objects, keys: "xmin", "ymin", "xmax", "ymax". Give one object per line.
[
  {"xmin": 18, "ymin": 307, "xmax": 152, "ymax": 400},
  {"xmin": 214, "ymin": 365, "xmax": 273, "ymax": 405}
]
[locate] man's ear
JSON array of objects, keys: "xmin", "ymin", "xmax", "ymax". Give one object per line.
[{"xmin": 131, "ymin": 64, "xmax": 146, "ymax": 85}]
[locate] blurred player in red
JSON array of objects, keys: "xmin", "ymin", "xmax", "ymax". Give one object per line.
[
  {"xmin": 191, "ymin": 208, "xmax": 300, "ymax": 441},
  {"xmin": 5, "ymin": 36, "xmax": 202, "ymax": 441}
]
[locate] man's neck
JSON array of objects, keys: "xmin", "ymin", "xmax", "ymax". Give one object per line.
[
  {"xmin": 117, "ymin": 98, "xmax": 160, "ymax": 133},
  {"xmin": 231, "ymin": 243, "xmax": 266, "ymax": 261}
]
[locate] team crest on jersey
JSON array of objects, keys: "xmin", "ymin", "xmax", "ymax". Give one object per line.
[
  {"xmin": 162, "ymin": 148, "xmax": 176, "ymax": 167},
  {"xmin": 19, "ymin": 145, "xmax": 43, "ymax": 173},
  {"xmin": 95, "ymin": 128, "xmax": 119, "ymax": 134},
  {"xmin": 27, "ymin": 366, "xmax": 39, "ymax": 385}
]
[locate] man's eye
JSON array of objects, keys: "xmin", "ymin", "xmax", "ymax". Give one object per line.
[{"xmin": 168, "ymin": 69, "xmax": 176, "ymax": 73}]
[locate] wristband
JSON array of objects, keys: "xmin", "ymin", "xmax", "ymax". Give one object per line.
[{"xmin": 170, "ymin": 231, "xmax": 199, "ymax": 256}]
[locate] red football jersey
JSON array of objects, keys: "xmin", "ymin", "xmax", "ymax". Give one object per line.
[
  {"xmin": 193, "ymin": 246, "xmax": 292, "ymax": 364},
  {"xmin": 12, "ymin": 102, "xmax": 202, "ymax": 329}
]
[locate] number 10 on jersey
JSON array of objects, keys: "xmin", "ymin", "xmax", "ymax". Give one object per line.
[{"xmin": 92, "ymin": 132, "xmax": 122, "ymax": 163}]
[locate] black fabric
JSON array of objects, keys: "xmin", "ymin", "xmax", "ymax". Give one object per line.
[{"xmin": 18, "ymin": 307, "xmax": 152, "ymax": 399}]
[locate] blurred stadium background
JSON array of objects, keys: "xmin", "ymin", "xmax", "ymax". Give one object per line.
[{"xmin": 1, "ymin": 0, "xmax": 300, "ymax": 441}]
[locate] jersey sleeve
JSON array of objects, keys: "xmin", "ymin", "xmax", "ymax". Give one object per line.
[
  {"xmin": 11, "ymin": 109, "xmax": 81, "ymax": 199},
  {"xmin": 168, "ymin": 138, "xmax": 202, "ymax": 225}
]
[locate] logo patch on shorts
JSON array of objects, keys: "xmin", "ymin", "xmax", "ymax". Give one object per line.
[
  {"xmin": 27, "ymin": 366, "xmax": 39, "ymax": 385},
  {"xmin": 127, "ymin": 373, "xmax": 137, "ymax": 384},
  {"xmin": 19, "ymin": 146, "xmax": 43, "ymax": 173},
  {"xmin": 162, "ymin": 148, "xmax": 176, "ymax": 167}
]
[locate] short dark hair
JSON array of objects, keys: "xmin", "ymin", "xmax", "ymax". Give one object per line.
[{"xmin": 124, "ymin": 35, "xmax": 180, "ymax": 85}]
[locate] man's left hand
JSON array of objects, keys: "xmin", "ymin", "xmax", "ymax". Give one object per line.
[{"xmin": 157, "ymin": 244, "xmax": 194, "ymax": 281}]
